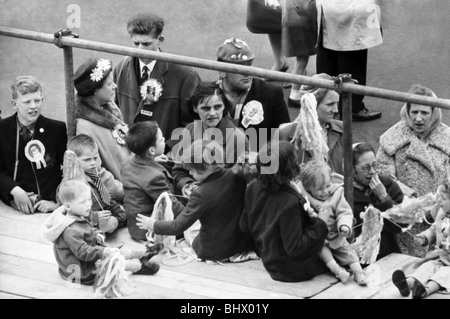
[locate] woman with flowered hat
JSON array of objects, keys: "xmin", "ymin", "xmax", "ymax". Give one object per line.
[{"xmin": 74, "ymin": 57, "xmax": 130, "ymax": 180}]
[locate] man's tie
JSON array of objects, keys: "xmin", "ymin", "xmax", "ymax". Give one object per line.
[
  {"xmin": 141, "ymin": 65, "xmax": 149, "ymax": 85},
  {"xmin": 20, "ymin": 126, "xmax": 31, "ymax": 143}
]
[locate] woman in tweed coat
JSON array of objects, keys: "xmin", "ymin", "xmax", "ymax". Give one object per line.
[{"xmin": 377, "ymin": 84, "xmax": 450, "ymax": 257}]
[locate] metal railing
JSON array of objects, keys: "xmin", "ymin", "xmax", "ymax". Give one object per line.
[{"xmin": 2, "ymin": 25, "xmax": 450, "ymax": 208}]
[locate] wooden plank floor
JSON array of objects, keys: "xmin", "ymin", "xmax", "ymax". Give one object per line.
[{"xmin": 0, "ymin": 201, "xmax": 447, "ymax": 299}]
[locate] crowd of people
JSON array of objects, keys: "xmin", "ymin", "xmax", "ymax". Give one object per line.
[{"xmin": 1, "ymin": 4, "xmax": 450, "ymax": 299}]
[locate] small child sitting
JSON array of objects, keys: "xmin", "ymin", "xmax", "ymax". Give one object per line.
[
  {"xmin": 42, "ymin": 180, "xmax": 159, "ymax": 285},
  {"xmin": 121, "ymin": 121, "xmax": 185, "ymax": 241},
  {"xmin": 299, "ymin": 160, "xmax": 367, "ymax": 285},
  {"xmin": 392, "ymin": 182, "xmax": 450, "ymax": 299},
  {"xmin": 137, "ymin": 139, "xmax": 253, "ymax": 262},
  {"xmin": 67, "ymin": 134, "xmax": 126, "ymax": 234}
]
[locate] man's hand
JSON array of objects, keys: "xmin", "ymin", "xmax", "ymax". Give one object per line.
[{"xmin": 10, "ymin": 187, "xmax": 34, "ymax": 214}]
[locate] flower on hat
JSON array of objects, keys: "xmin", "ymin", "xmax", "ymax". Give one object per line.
[
  {"xmin": 96, "ymin": 59, "xmax": 111, "ymax": 72},
  {"xmin": 90, "ymin": 59, "xmax": 112, "ymax": 82},
  {"xmin": 90, "ymin": 68, "xmax": 103, "ymax": 82}
]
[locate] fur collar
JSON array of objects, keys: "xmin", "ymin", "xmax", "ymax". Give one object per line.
[{"xmin": 76, "ymin": 95, "xmax": 124, "ymax": 130}]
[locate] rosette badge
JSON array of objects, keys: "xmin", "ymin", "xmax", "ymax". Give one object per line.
[{"xmin": 140, "ymin": 79, "xmax": 163, "ymax": 104}]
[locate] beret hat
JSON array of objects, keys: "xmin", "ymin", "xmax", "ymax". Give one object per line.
[
  {"xmin": 74, "ymin": 58, "xmax": 112, "ymax": 97},
  {"xmin": 216, "ymin": 38, "xmax": 255, "ymax": 65}
]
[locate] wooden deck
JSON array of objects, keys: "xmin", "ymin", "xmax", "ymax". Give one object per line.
[{"xmin": 0, "ymin": 201, "xmax": 447, "ymax": 300}]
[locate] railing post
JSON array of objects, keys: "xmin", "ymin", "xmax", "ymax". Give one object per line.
[
  {"xmin": 63, "ymin": 46, "xmax": 76, "ymax": 138},
  {"xmin": 335, "ymin": 74, "xmax": 354, "ymax": 210},
  {"xmin": 54, "ymin": 29, "xmax": 78, "ymax": 139}
]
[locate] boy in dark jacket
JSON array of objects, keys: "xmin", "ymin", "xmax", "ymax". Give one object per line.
[
  {"xmin": 137, "ymin": 139, "xmax": 253, "ymax": 261},
  {"xmin": 121, "ymin": 121, "xmax": 185, "ymax": 240}
]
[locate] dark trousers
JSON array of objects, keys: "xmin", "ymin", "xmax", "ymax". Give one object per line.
[{"xmin": 316, "ymin": 44, "xmax": 368, "ymax": 114}]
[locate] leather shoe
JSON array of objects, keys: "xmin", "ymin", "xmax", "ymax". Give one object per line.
[
  {"xmin": 135, "ymin": 260, "xmax": 160, "ymax": 275},
  {"xmin": 392, "ymin": 270, "xmax": 410, "ymax": 297},
  {"xmin": 288, "ymin": 98, "xmax": 300, "ymax": 109},
  {"xmin": 352, "ymin": 108, "xmax": 382, "ymax": 121},
  {"xmin": 412, "ymin": 279, "xmax": 426, "ymax": 299},
  {"xmin": 140, "ymin": 243, "xmax": 164, "ymax": 263}
]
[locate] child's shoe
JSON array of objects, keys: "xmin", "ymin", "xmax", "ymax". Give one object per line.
[
  {"xmin": 353, "ymin": 270, "xmax": 368, "ymax": 286},
  {"xmin": 412, "ymin": 279, "xmax": 426, "ymax": 299},
  {"xmin": 392, "ymin": 269, "xmax": 410, "ymax": 297},
  {"xmin": 135, "ymin": 260, "xmax": 160, "ymax": 275},
  {"xmin": 335, "ymin": 267, "xmax": 351, "ymax": 283}
]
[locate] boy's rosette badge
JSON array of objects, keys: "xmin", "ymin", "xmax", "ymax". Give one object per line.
[
  {"xmin": 25, "ymin": 140, "xmax": 47, "ymax": 169},
  {"xmin": 112, "ymin": 124, "xmax": 129, "ymax": 146},
  {"xmin": 241, "ymin": 100, "xmax": 264, "ymax": 128},
  {"xmin": 140, "ymin": 79, "xmax": 163, "ymax": 104}
]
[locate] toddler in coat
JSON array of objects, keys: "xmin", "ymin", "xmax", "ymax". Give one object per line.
[{"xmin": 299, "ymin": 160, "xmax": 367, "ymax": 285}]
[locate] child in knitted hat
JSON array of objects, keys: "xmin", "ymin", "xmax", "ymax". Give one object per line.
[{"xmin": 42, "ymin": 180, "xmax": 160, "ymax": 286}]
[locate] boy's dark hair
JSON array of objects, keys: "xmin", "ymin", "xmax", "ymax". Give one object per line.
[
  {"xmin": 352, "ymin": 142, "xmax": 376, "ymax": 167},
  {"xmin": 125, "ymin": 121, "xmax": 160, "ymax": 157},
  {"xmin": 257, "ymin": 141, "xmax": 299, "ymax": 192},
  {"xmin": 127, "ymin": 13, "xmax": 164, "ymax": 36},
  {"xmin": 67, "ymin": 134, "xmax": 98, "ymax": 157}
]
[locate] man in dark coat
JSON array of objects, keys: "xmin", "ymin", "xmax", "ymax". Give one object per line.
[
  {"xmin": 0, "ymin": 76, "xmax": 67, "ymax": 214},
  {"xmin": 113, "ymin": 12, "xmax": 200, "ymax": 151},
  {"xmin": 215, "ymin": 37, "xmax": 290, "ymax": 151}
]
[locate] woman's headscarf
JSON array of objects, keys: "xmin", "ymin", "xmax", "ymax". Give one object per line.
[
  {"xmin": 299, "ymin": 73, "xmax": 334, "ymax": 105},
  {"xmin": 399, "ymin": 85, "xmax": 442, "ymax": 139}
]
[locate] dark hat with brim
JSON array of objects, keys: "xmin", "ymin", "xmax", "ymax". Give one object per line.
[
  {"xmin": 74, "ymin": 58, "xmax": 113, "ymax": 97},
  {"xmin": 216, "ymin": 38, "xmax": 255, "ymax": 65}
]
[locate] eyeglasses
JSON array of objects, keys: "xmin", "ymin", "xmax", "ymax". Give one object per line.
[{"xmin": 355, "ymin": 162, "xmax": 379, "ymax": 173}]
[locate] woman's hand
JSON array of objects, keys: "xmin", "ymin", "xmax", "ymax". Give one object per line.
[
  {"xmin": 414, "ymin": 234, "xmax": 428, "ymax": 247},
  {"xmin": 369, "ymin": 174, "xmax": 388, "ymax": 202}
]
